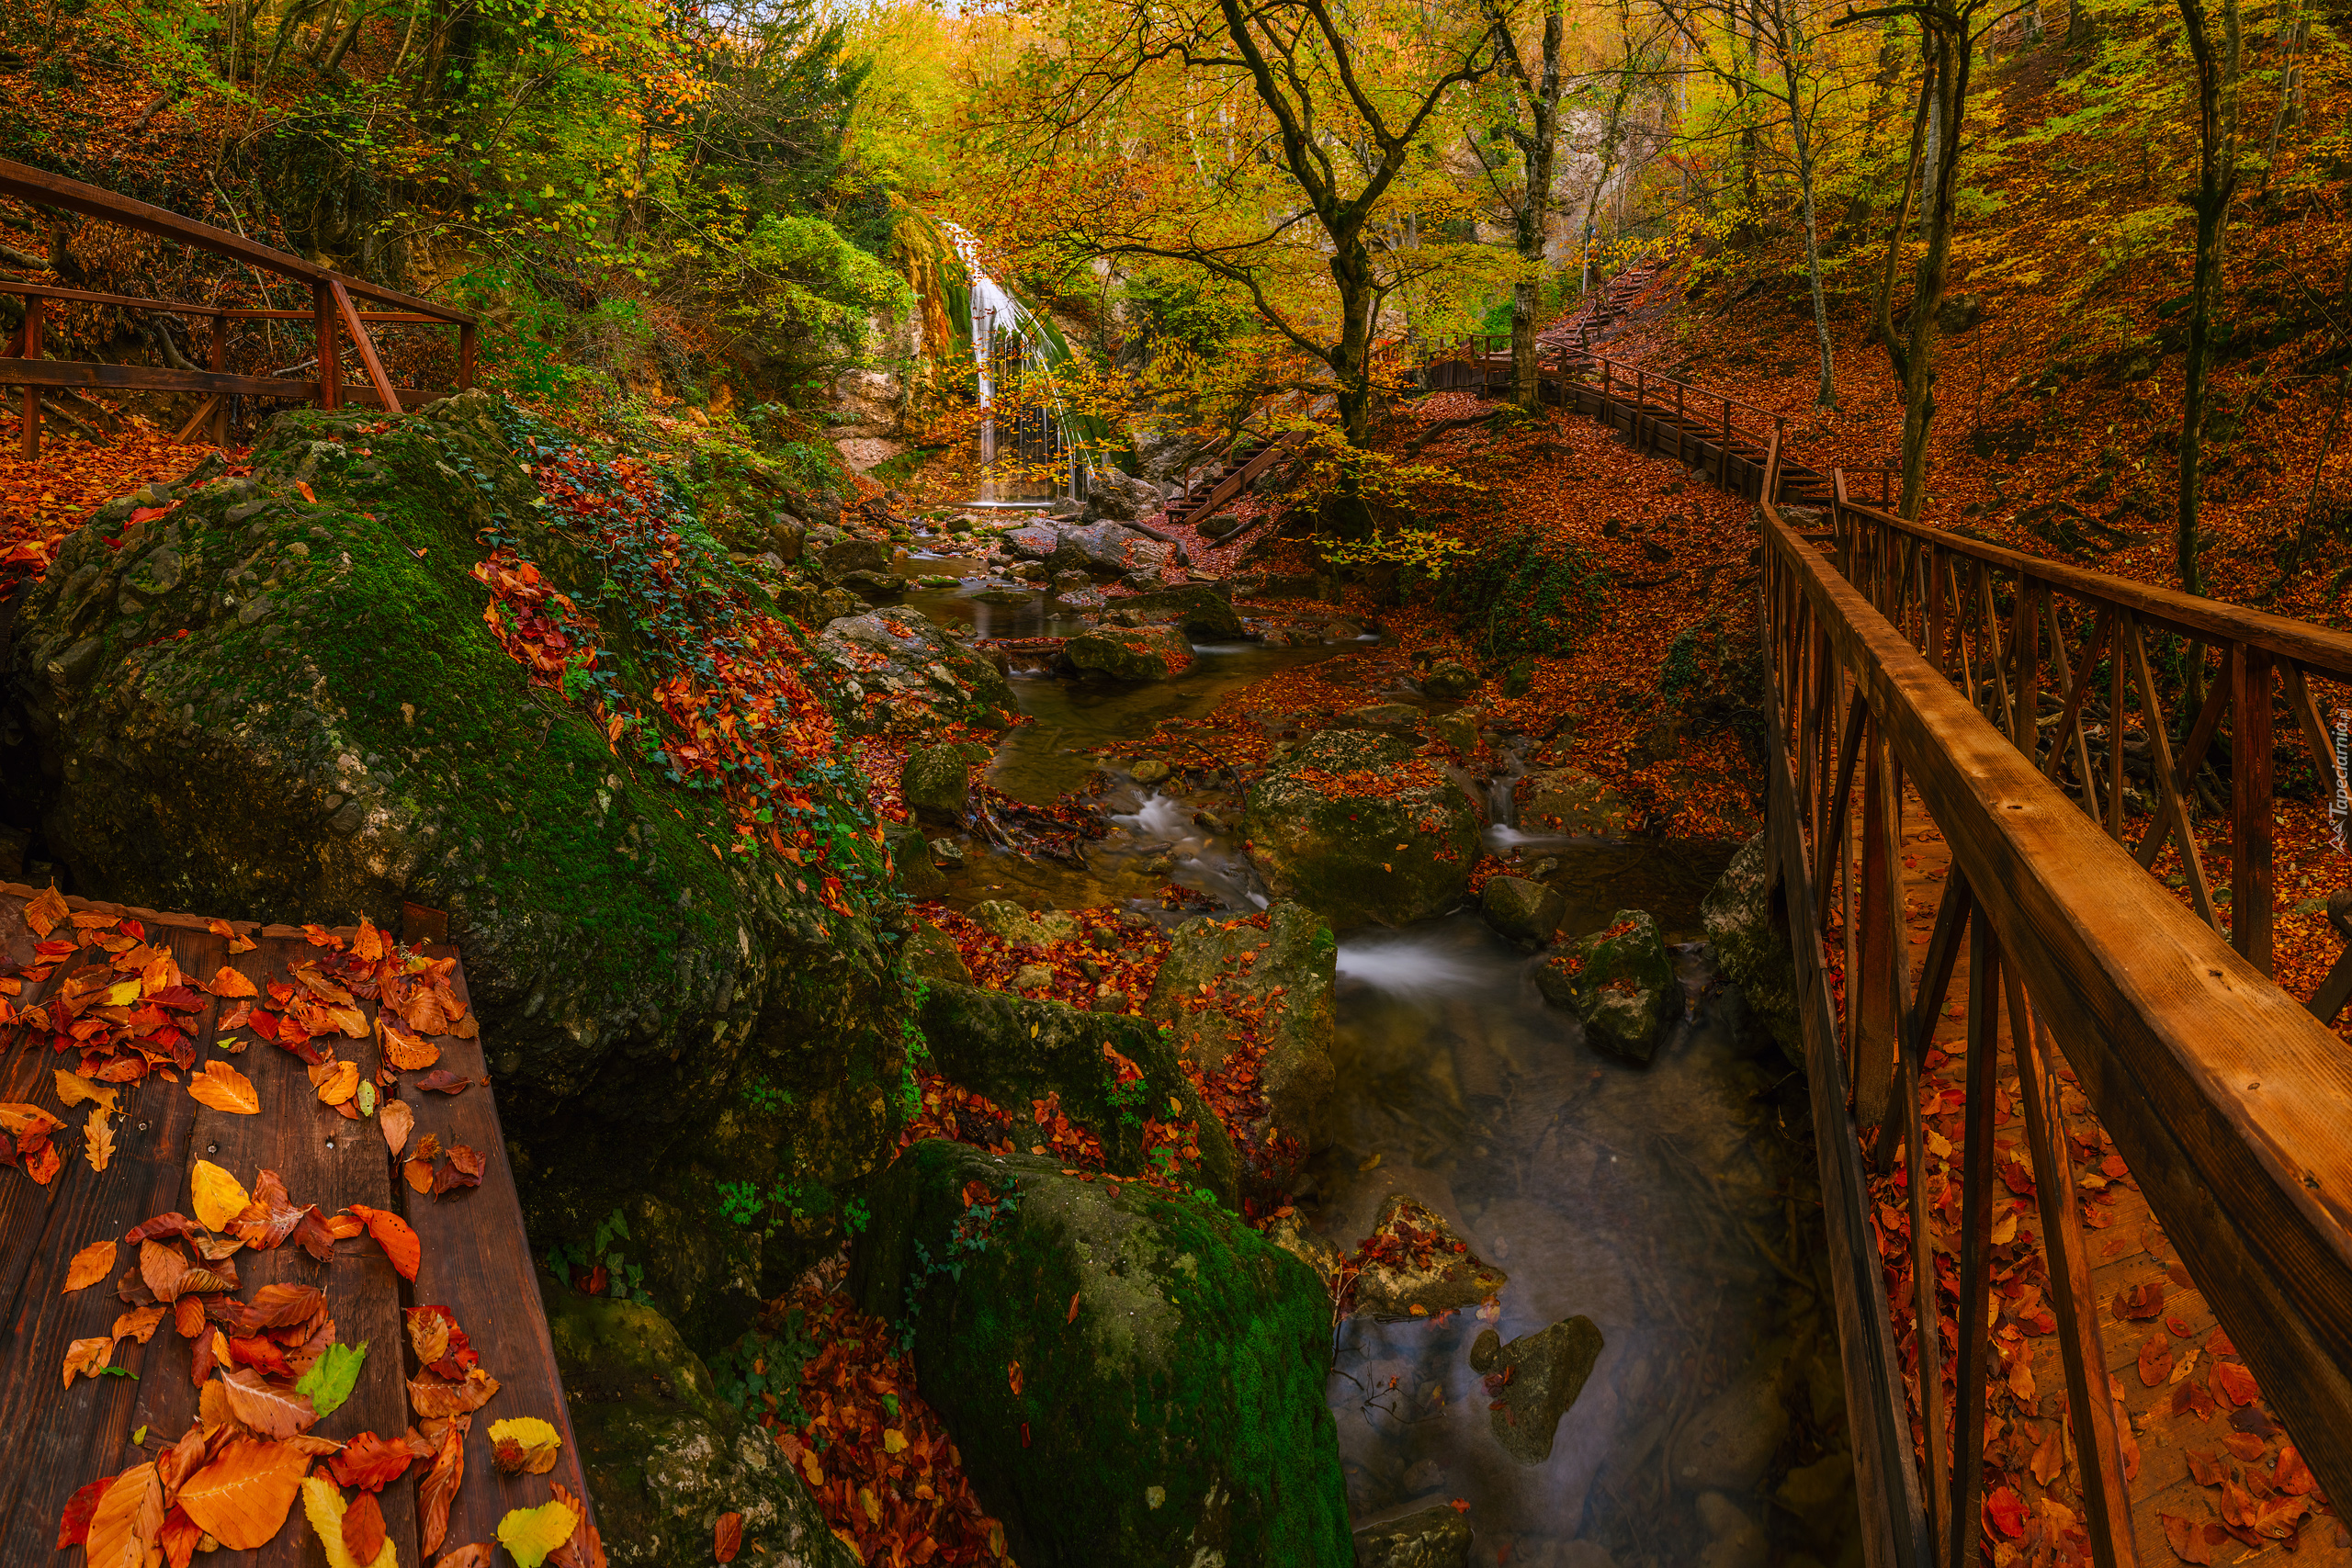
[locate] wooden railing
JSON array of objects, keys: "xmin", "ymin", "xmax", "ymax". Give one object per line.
[
  {"xmin": 1760, "ymin": 477, "xmax": 2352, "ymax": 1567},
  {"xmin": 1825, "ymin": 472, "xmax": 2352, "ymax": 1007},
  {"xmin": 0, "ymin": 158, "xmax": 475, "ymax": 455}
]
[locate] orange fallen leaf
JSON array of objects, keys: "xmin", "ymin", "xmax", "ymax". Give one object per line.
[
  {"xmin": 175, "ymin": 1437, "xmax": 311, "ymax": 1551},
  {"xmin": 64, "ymin": 1239, "xmax": 117, "ymax": 1292},
  {"xmin": 342, "ymin": 1488, "xmax": 389, "ymax": 1565},
  {"xmin": 84, "ymin": 1108, "xmax": 115, "ymax": 1172},
  {"xmin": 379, "ymin": 1016, "xmax": 440, "ymax": 1072},
  {"xmin": 348, "ymin": 1204, "xmax": 420, "ymax": 1280},
  {"xmin": 188, "ymin": 1061, "xmax": 261, "ymax": 1115},
  {"xmin": 24, "ymin": 883, "xmax": 69, "ymax": 938},
  {"xmin": 1067, "ymin": 1291, "xmax": 1080, "ymax": 1324},
  {"xmin": 113, "ymin": 1305, "xmax": 166, "ymax": 1345},
  {"xmin": 311, "ymin": 1060, "xmax": 360, "ymax": 1106},
  {"xmin": 419, "ymin": 1416, "xmax": 467, "ymax": 1555},
  {"xmin": 206, "ymin": 965, "xmax": 257, "ymax": 998},
  {"xmin": 63, "ymin": 1335, "xmax": 114, "ymax": 1386},
  {"xmin": 2213, "ymin": 1360, "xmax": 2259, "ymax": 1408},
  {"xmin": 714, "ymin": 1511, "xmax": 743, "ymax": 1563},
  {"xmin": 82, "ymin": 1461, "xmax": 163, "ymax": 1568},
  {"xmin": 219, "ymin": 1368, "xmax": 322, "ymax": 1439},
  {"xmin": 379, "ymin": 1100, "xmax": 414, "ymax": 1156}
]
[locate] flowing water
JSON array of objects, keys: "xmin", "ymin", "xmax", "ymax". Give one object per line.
[{"xmin": 904, "ymin": 583, "xmax": 1860, "ymax": 1568}]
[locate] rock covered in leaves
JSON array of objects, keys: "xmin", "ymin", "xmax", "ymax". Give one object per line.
[
  {"xmin": 915, "ymin": 980, "xmax": 1239, "ymax": 1203},
  {"xmin": 1533, "ymin": 910, "xmax": 1680, "ymax": 1065},
  {"xmin": 1515, "ymin": 767, "xmax": 1639, "ymax": 837},
  {"xmin": 0, "ymin": 392, "xmax": 905, "ymax": 1338},
  {"xmin": 1340, "ymin": 1195, "xmax": 1507, "ymax": 1321},
  {"xmin": 1063, "ymin": 623, "xmax": 1192, "ymax": 682},
  {"xmin": 1243, "ymin": 728, "xmax": 1482, "ymax": 929},
  {"xmin": 540, "ymin": 1279, "xmax": 857, "ymax": 1568},
  {"xmin": 1469, "ymin": 1315, "xmax": 1605, "ymax": 1464},
  {"xmin": 850, "ymin": 1142, "xmax": 1352, "ymax": 1568},
  {"xmin": 812, "ymin": 606, "xmax": 1015, "ymax": 735},
  {"xmin": 1700, "ymin": 834, "xmax": 1803, "ymax": 1068},
  {"xmin": 1143, "ymin": 902, "xmax": 1336, "ymax": 1193}
]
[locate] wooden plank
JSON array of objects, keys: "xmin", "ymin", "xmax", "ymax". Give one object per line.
[
  {"xmin": 329, "ymin": 279, "xmax": 402, "ymax": 418},
  {"xmin": 1947, "ymin": 915, "xmax": 2003, "ymax": 1568},
  {"xmin": 0, "ymin": 157, "xmax": 471, "ymax": 323},
  {"xmin": 397, "ymin": 952, "xmax": 602, "ymax": 1551},
  {"xmin": 0, "ymin": 278, "xmax": 225, "ymax": 315},
  {"xmin": 1760, "ymin": 497, "xmax": 2352, "ymax": 1514}
]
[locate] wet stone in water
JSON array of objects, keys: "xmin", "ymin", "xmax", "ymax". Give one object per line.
[
  {"xmin": 1475, "ymin": 1315, "xmax": 1605, "ymax": 1465},
  {"xmin": 1345, "ymin": 1195, "xmax": 1507, "ymax": 1321},
  {"xmin": 1351, "ymin": 1503, "xmax": 1473, "ymax": 1568}
]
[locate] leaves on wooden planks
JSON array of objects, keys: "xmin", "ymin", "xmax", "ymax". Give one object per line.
[
  {"xmin": 411, "ymin": 1365, "xmax": 502, "ymax": 1419},
  {"xmin": 326, "ymin": 1431, "xmax": 417, "ymax": 1493},
  {"xmin": 296, "ymin": 1340, "xmax": 368, "ymax": 1417},
  {"xmin": 188, "ymin": 1060, "xmax": 261, "ymax": 1114},
  {"xmin": 379, "ymin": 1014, "xmax": 442, "ymax": 1070},
  {"xmin": 414, "ymin": 1068, "xmax": 474, "ymax": 1094},
  {"xmin": 64, "ymin": 1238, "xmax": 117, "ymax": 1292},
  {"xmin": 347, "ymin": 1203, "xmax": 421, "ymax": 1279},
  {"xmin": 546, "ymin": 1482, "xmax": 607, "ymax": 1568},
  {"xmin": 55, "ymin": 1069, "xmax": 119, "ymax": 1113},
  {"xmin": 175, "ymin": 1437, "xmax": 311, "ymax": 1551},
  {"xmin": 435, "ymin": 1546, "xmax": 498, "ymax": 1568},
  {"xmin": 2213, "ymin": 1359, "xmax": 2259, "ymax": 1407},
  {"xmin": 189, "ymin": 1160, "xmax": 251, "ymax": 1232},
  {"xmin": 219, "ymin": 1367, "xmax": 322, "ymax": 1439},
  {"xmin": 433, "ymin": 1143, "xmax": 487, "ymax": 1197},
  {"xmin": 206, "ymin": 964, "xmax": 257, "ymax": 998},
  {"xmin": 82, "ymin": 1461, "xmax": 163, "ymax": 1568},
  {"xmin": 491, "ymin": 1416, "xmax": 563, "ymax": 1475},
  {"xmin": 379, "ymin": 1098, "xmax": 415, "ymax": 1156},
  {"xmin": 311, "ymin": 1058, "xmax": 361, "ymax": 1106},
  {"xmin": 342, "ymin": 1489, "xmax": 389, "ymax": 1567},
  {"xmin": 2140, "ymin": 1331, "xmax": 2175, "ymax": 1386},
  {"xmin": 57, "ymin": 1474, "xmax": 114, "ymax": 1547},
  {"xmin": 300, "ymin": 1475, "xmax": 400, "ymax": 1568},
  {"xmin": 84, "ymin": 1106, "xmax": 116, "ymax": 1171},
  {"xmin": 63, "ymin": 1335, "xmax": 116, "ymax": 1386},
  {"xmin": 498, "ymin": 1499, "xmax": 582, "ymax": 1568},
  {"xmin": 114, "ymin": 1305, "xmax": 166, "ymax": 1344},
  {"xmin": 419, "ymin": 1415, "xmax": 469, "ymax": 1556}
]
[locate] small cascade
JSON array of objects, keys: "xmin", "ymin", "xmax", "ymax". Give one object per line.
[{"xmin": 941, "ymin": 220, "xmax": 1081, "ymax": 509}]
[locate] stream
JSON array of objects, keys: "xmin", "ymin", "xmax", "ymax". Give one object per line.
[{"xmin": 904, "ymin": 576, "xmax": 1863, "ymax": 1568}]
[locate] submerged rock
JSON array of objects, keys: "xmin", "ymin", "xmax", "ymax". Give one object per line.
[
  {"xmin": 1534, "ymin": 909, "xmax": 1680, "ymax": 1065},
  {"xmin": 1352, "ymin": 1504, "xmax": 1474, "ymax": 1568},
  {"xmin": 1, "ymin": 393, "xmax": 901, "ymax": 1337},
  {"xmin": 542, "ymin": 1279, "xmax": 855, "ymax": 1568},
  {"xmin": 1144, "ymin": 901, "xmax": 1337, "ymax": 1190},
  {"xmin": 1516, "ymin": 767, "xmax": 1639, "ymax": 837},
  {"xmin": 1480, "ymin": 874, "xmax": 1566, "ymax": 947},
  {"xmin": 1244, "ymin": 728, "xmax": 1481, "ymax": 929},
  {"xmin": 851, "ymin": 1142, "xmax": 1353, "ymax": 1568},
  {"xmin": 1471, "ymin": 1315, "xmax": 1605, "ymax": 1464},
  {"xmin": 1701, "ymin": 833, "xmax": 1803, "ymax": 1068},
  {"xmin": 1345, "ymin": 1195, "xmax": 1507, "ymax": 1321},
  {"xmin": 1065, "ymin": 622, "xmax": 1192, "ymax": 681}
]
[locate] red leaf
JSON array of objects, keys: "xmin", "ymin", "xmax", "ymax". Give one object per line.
[
  {"xmin": 714, "ymin": 1511, "xmax": 743, "ymax": 1563},
  {"xmin": 2213, "ymin": 1361, "xmax": 2260, "ymax": 1409},
  {"xmin": 1066, "ymin": 1292, "xmax": 1080, "ymax": 1324},
  {"xmin": 2114, "ymin": 1280, "xmax": 2165, "ymax": 1320},
  {"xmin": 1985, "ymin": 1487, "xmax": 2028, "ymax": 1540},
  {"xmin": 58, "ymin": 1475, "xmax": 114, "ymax": 1547},
  {"xmin": 325, "ymin": 1431, "xmax": 415, "ymax": 1492},
  {"xmin": 2160, "ymin": 1511, "xmax": 2216, "ymax": 1565},
  {"xmin": 341, "ymin": 1490, "xmax": 388, "ymax": 1565},
  {"xmin": 2139, "ymin": 1333, "xmax": 2174, "ymax": 1387}
]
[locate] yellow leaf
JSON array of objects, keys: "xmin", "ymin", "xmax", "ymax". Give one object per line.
[
  {"xmin": 103, "ymin": 979, "xmax": 141, "ymax": 1007},
  {"xmin": 54, "ymin": 1069, "xmax": 119, "ymax": 1114},
  {"xmin": 63, "ymin": 1238, "xmax": 116, "ymax": 1292},
  {"xmin": 85, "ymin": 1108, "xmax": 116, "ymax": 1172},
  {"xmin": 1990, "ymin": 1211, "xmax": 2018, "ymax": 1246},
  {"xmin": 489, "ymin": 1416, "xmax": 564, "ymax": 1475},
  {"xmin": 191, "ymin": 1160, "xmax": 252, "ymax": 1233},
  {"xmin": 496, "ymin": 1499, "xmax": 581, "ymax": 1568},
  {"xmin": 300, "ymin": 1476, "xmax": 399, "ymax": 1568},
  {"xmin": 882, "ymin": 1428, "xmax": 908, "ymax": 1454},
  {"xmin": 188, "ymin": 1061, "xmax": 262, "ymax": 1115}
]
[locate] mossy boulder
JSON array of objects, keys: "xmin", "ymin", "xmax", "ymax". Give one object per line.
[
  {"xmin": 849, "ymin": 1142, "xmax": 1351, "ymax": 1568},
  {"xmin": 1534, "ymin": 908, "xmax": 1680, "ymax": 1065},
  {"xmin": 899, "ymin": 743, "xmax": 969, "ymax": 822},
  {"xmin": 1243, "ymin": 728, "xmax": 1481, "ymax": 929},
  {"xmin": 1480, "ymin": 874, "xmax": 1566, "ymax": 946},
  {"xmin": 0, "ymin": 392, "xmax": 904, "ymax": 1340},
  {"xmin": 812, "ymin": 606, "xmax": 1015, "ymax": 734},
  {"xmin": 1469, "ymin": 1315, "xmax": 1606, "ymax": 1464},
  {"xmin": 1701, "ymin": 833, "xmax": 1802, "ymax": 1068},
  {"xmin": 1143, "ymin": 902, "xmax": 1336, "ymax": 1191},
  {"xmin": 1516, "ymin": 767, "xmax": 1639, "ymax": 837},
  {"xmin": 1065, "ymin": 623, "xmax": 1192, "ymax": 681},
  {"xmin": 1113, "ymin": 582, "xmax": 1243, "ymax": 639},
  {"xmin": 917, "ymin": 981, "xmax": 1238, "ymax": 1204},
  {"xmin": 541, "ymin": 1275, "xmax": 856, "ymax": 1568}
]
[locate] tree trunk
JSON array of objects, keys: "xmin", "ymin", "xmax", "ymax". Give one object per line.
[
  {"xmin": 1873, "ymin": 62, "xmax": 1930, "ymax": 390},
  {"xmin": 2174, "ymin": 0, "xmax": 2239, "ymax": 596},
  {"xmin": 1896, "ymin": 31, "xmax": 1971, "ymax": 518}
]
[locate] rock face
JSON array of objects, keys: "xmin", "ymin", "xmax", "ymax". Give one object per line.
[
  {"xmin": 0, "ymin": 393, "xmax": 902, "ymax": 1339},
  {"xmin": 1004, "ymin": 525, "xmax": 1060, "ymax": 561},
  {"xmin": 1143, "ymin": 902, "xmax": 1336, "ymax": 1190},
  {"xmin": 917, "ymin": 981, "xmax": 1239, "ymax": 1203},
  {"xmin": 1244, "ymin": 728, "xmax": 1482, "ymax": 929},
  {"xmin": 1081, "ymin": 468, "xmax": 1164, "ymax": 522},
  {"xmin": 1701, "ymin": 833, "xmax": 1802, "ymax": 1067},
  {"xmin": 1516, "ymin": 768, "xmax": 1639, "ymax": 837},
  {"xmin": 1353, "ymin": 1505, "xmax": 1474, "ymax": 1568},
  {"xmin": 851, "ymin": 1143, "xmax": 1353, "ymax": 1568},
  {"xmin": 542, "ymin": 1278, "xmax": 856, "ymax": 1568},
  {"xmin": 899, "ymin": 743, "xmax": 970, "ymax": 821},
  {"xmin": 1065, "ymin": 623, "xmax": 1192, "ymax": 681},
  {"xmin": 813, "ymin": 606, "xmax": 1016, "ymax": 734},
  {"xmin": 1470, "ymin": 1316, "xmax": 1606, "ymax": 1464},
  {"xmin": 1534, "ymin": 910, "xmax": 1680, "ymax": 1065},
  {"xmin": 1480, "ymin": 875, "xmax": 1566, "ymax": 947},
  {"xmin": 1054, "ymin": 521, "xmax": 1176, "ymax": 579}
]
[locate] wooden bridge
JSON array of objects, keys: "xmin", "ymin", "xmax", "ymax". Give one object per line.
[
  {"xmin": 1424, "ymin": 333, "xmax": 2352, "ymax": 1566},
  {"xmin": 0, "ymin": 882, "xmax": 595, "ymax": 1563}
]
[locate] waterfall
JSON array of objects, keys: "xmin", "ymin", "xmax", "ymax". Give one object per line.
[{"xmin": 942, "ymin": 220, "xmax": 1079, "ymax": 507}]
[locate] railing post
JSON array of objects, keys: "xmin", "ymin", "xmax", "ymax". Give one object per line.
[
  {"xmin": 2233, "ymin": 642, "xmax": 2275, "ymax": 974},
  {"xmin": 1721, "ymin": 397, "xmax": 1733, "ymax": 491},
  {"xmin": 459, "ymin": 322, "xmax": 477, "ymax": 391},
  {"xmin": 208, "ymin": 310, "xmax": 229, "ymax": 446},
  {"xmin": 1852, "ymin": 723, "xmax": 1903, "ymax": 1142},
  {"xmin": 313, "ymin": 281, "xmax": 340, "ymax": 410},
  {"xmin": 17, "ymin": 293, "xmax": 39, "ymax": 458},
  {"xmin": 1674, "ymin": 382, "xmax": 1685, "ymax": 467},
  {"xmin": 1634, "ymin": 365, "xmax": 1645, "ymax": 453}
]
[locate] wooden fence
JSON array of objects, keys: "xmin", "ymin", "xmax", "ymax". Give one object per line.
[{"xmin": 0, "ymin": 157, "xmax": 475, "ymax": 455}]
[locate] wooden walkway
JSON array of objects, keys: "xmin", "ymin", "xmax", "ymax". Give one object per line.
[{"xmin": 0, "ymin": 882, "xmax": 595, "ymax": 1563}]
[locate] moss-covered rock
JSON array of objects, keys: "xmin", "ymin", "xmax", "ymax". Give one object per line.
[
  {"xmin": 542, "ymin": 1274, "xmax": 856, "ymax": 1568},
  {"xmin": 1243, "ymin": 728, "xmax": 1481, "ymax": 929},
  {"xmin": 1534, "ymin": 908, "xmax": 1679, "ymax": 1065},
  {"xmin": 1480, "ymin": 874, "xmax": 1565, "ymax": 947},
  {"xmin": 1701, "ymin": 834, "xmax": 1802, "ymax": 1068},
  {"xmin": 1065, "ymin": 623, "xmax": 1192, "ymax": 681},
  {"xmin": 849, "ymin": 1142, "xmax": 1351, "ymax": 1568},
  {"xmin": 899, "ymin": 743, "xmax": 969, "ymax": 821},
  {"xmin": 1143, "ymin": 902, "xmax": 1335, "ymax": 1191},
  {"xmin": 1113, "ymin": 583, "xmax": 1242, "ymax": 639},
  {"xmin": 917, "ymin": 980, "xmax": 1238, "ymax": 1203},
  {"xmin": 0, "ymin": 392, "xmax": 904, "ymax": 1340},
  {"xmin": 1516, "ymin": 767, "xmax": 1638, "ymax": 837},
  {"xmin": 812, "ymin": 606, "xmax": 1015, "ymax": 734}
]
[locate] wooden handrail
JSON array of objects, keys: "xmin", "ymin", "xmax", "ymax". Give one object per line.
[
  {"xmin": 1830, "ymin": 479, "xmax": 2352, "ymax": 685},
  {"xmin": 0, "ymin": 158, "xmax": 470, "ymax": 323},
  {"xmin": 1760, "ymin": 491, "xmax": 2352, "ymax": 1529}
]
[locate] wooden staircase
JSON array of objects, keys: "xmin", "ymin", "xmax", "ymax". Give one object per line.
[{"xmin": 1159, "ymin": 429, "xmax": 1306, "ymax": 530}]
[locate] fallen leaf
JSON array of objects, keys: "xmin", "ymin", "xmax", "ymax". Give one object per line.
[
  {"xmin": 55, "ymin": 1069, "xmax": 119, "ymax": 1114},
  {"xmin": 1067, "ymin": 1291, "xmax": 1080, "ymax": 1324},
  {"xmin": 2140, "ymin": 1332, "xmax": 2175, "ymax": 1386},
  {"xmin": 65, "ymin": 1239, "xmax": 118, "ymax": 1293},
  {"xmin": 419, "ymin": 1417, "xmax": 468, "ymax": 1555},
  {"xmin": 546, "ymin": 1481, "xmax": 605, "ymax": 1568},
  {"xmin": 188, "ymin": 1061, "xmax": 261, "ymax": 1115},
  {"xmin": 414, "ymin": 1069, "xmax": 471, "ymax": 1094},
  {"xmin": 57, "ymin": 1475, "xmax": 114, "ymax": 1548},
  {"xmin": 190, "ymin": 1161, "xmax": 252, "ymax": 1233},
  {"xmin": 82, "ymin": 1461, "xmax": 163, "ymax": 1568},
  {"xmin": 206, "ymin": 965, "xmax": 257, "ymax": 998},
  {"xmin": 342, "ymin": 1489, "xmax": 389, "ymax": 1567},
  {"xmin": 84, "ymin": 1108, "xmax": 115, "ymax": 1171},
  {"xmin": 433, "ymin": 1549, "xmax": 497, "ymax": 1568},
  {"xmin": 1985, "ymin": 1486, "xmax": 2027, "ymax": 1539},
  {"xmin": 379, "ymin": 1100, "xmax": 414, "ymax": 1156},
  {"xmin": 300, "ymin": 1475, "xmax": 400, "ymax": 1568},
  {"xmin": 434, "ymin": 1144, "xmax": 486, "ymax": 1196},
  {"xmin": 113, "ymin": 1305, "xmax": 166, "ymax": 1344},
  {"xmin": 219, "ymin": 1367, "xmax": 322, "ymax": 1439},
  {"xmin": 499, "ymin": 1500, "xmax": 582, "ymax": 1568},
  {"xmin": 1007, "ymin": 1359, "xmax": 1023, "ymax": 1396},
  {"xmin": 64, "ymin": 1335, "xmax": 115, "ymax": 1386},
  {"xmin": 2114, "ymin": 1280, "xmax": 2165, "ymax": 1320},
  {"xmin": 2030, "ymin": 1419, "xmax": 2064, "ymax": 1485},
  {"xmin": 347, "ymin": 1203, "xmax": 420, "ymax": 1280},
  {"xmin": 2160, "ymin": 1511, "xmax": 2215, "ymax": 1565},
  {"xmin": 379, "ymin": 1017, "xmax": 441, "ymax": 1071},
  {"xmin": 410, "ymin": 1367, "xmax": 501, "ymax": 1419},
  {"xmin": 2213, "ymin": 1361, "xmax": 2259, "ymax": 1408},
  {"xmin": 297, "ymin": 1340, "xmax": 368, "ymax": 1418},
  {"xmin": 490, "ymin": 1416, "xmax": 563, "ymax": 1475},
  {"xmin": 175, "ymin": 1437, "xmax": 311, "ymax": 1550},
  {"xmin": 326, "ymin": 1431, "xmax": 417, "ymax": 1493},
  {"xmin": 715, "ymin": 1510, "xmax": 744, "ymax": 1563},
  {"xmin": 312, "ymin": 1060, "xmax": 360, "ymax": 1106}
]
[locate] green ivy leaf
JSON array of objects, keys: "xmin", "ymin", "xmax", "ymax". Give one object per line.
[{"xmin": 296, "ymin": 1340, "xmax": 368, "ymax": 1417}]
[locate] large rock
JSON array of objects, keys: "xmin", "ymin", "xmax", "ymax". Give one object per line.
[
  {"xmin": 1003, "ymin": 524, "xmax": 1061, "ymax": 561},
  {"xmin": 1701, "ymin": 833, "xmax": 1802, "ymax": 1067},
  {"xmin": 1470, "ymin": 1316, "xmax": 1605, "ymax": 1464},
  {"xmin": 1517, "ymin": 767, "xmax": 1640, "ymax": 837},
  {"xmin": 850, "ymin": 1143, "xmax": 1352, "ymax": 1568},
  {"xmin": 917, "ymin": 981, "xmax": 1239, "ymax": 1202},
  {"xmin": 816, "ymin": 535, "xmax": 888, "ymax": 577},
  {"xmin": 0, "ymin": 393, "xmax": 902, "ymax": 1339},
  {"xmin": 1082, "ymin": 468, "xmax": 1164, "ymax": 522},
  {"xmin": 1131, "ymin": 426, "xmax": 1204, "ymax": 484},
  {"xmin": 1480, "ymin": 874, "xmax": 1565, "ymax": 947},
  {"xmin": 1065, "ymin": 623, "xmax": 1193, "ymax": 681},
  {"xmin": 1054, "ymin": 521, "xmax": 1174, "ymax": 578},
  {"xmin": 1533, "ymin": 909, "xmax": 1680, "ymax": 1065},
  {"xmin": 899, "ymin": 743, "xmax": 970, "ymax": 821},
  {"xmin": 1144, "ymin": 902, "xmax": 1335, "ymax": 1190},
  {"xmin": 1345, "ymin": 1195, "xmax": 1508, "ymax": 1321},
  {"xmin": 1244, "ymin": 728, "xmax": 1482, "ymax": 929},
  {"xmin": 813, "ymin": 606, "xmax": 1016, "ymax": 734},
  {"xmin": 1421, "ymin": 660, "xmax": 1478, "ymax": 701},
  {"xmin": 1112, "ymin": 582, "xmax": 1242, "ymax": 639},
  {"xmin": 542, "ymin": 1277, "xmax": 857, "ymax": 1568}
]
